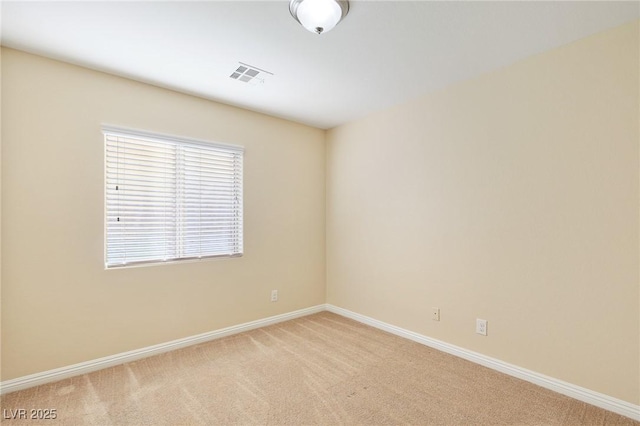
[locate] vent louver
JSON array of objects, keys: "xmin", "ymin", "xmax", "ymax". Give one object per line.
[{"xmin": 229, "ymin": 62, "xmax": 273, "ymax": 85}]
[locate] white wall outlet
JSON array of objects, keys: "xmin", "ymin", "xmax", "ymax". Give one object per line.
[
  {"xmin": 476, "ymin": 319, "xmax": 487, "ymax": 336},
  {"xmin": 431, "ymin": 307, "xmax": 440, "ymax": 321},
  {"xmin": 270, "ymin": 290, "xmax": 278, "ymax": 302}
]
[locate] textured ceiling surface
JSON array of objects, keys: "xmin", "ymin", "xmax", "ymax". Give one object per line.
[{"xmin": 2, "ymin": 1, "xmax": 638, "ymax": 129}]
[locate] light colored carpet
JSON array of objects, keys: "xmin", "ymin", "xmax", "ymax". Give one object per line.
[{"xmin": 1, "ymin": 312, "xmax": 637, "ymax": 425}]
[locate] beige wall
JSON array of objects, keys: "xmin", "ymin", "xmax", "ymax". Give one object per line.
[
  {"xmin": 1, "ymin": 48, "xmax": 326, "ymax": 380},
  {"xmin": 2, "ymin": 20, "xmax": 639, "ymax": 407},
  {"xmin": 326, "ymin": 21, "xmax": 639, "ymax": 405}
]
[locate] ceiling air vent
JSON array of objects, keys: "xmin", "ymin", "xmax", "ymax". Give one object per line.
[{"xmin": 230, "ymin": 62, "xmax": 273, "ymax": 86}]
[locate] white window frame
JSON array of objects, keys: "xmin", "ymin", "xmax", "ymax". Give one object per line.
[{"xmin": 103, "ymin": 126, "xmax": 243, "ymax": 268}]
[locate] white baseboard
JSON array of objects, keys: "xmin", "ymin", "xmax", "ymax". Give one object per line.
[
  {"xmin": 325, "ymin": 304, "xmax": 640, "ymax": 421},
  {"xmin": 0, "ymin": 304, "xmax": 325, "ymax": 395},
  {"xmin": 2, "ymin": 303, "xmax": 638, "ymax": 421}
]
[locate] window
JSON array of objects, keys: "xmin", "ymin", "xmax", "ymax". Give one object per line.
[{"xmin": 104, "ymin": 127, "xmax": 243, "ymax": 268}]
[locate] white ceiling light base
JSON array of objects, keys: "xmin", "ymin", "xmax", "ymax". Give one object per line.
[{"xmin": 289, "ymin": 0, "xmax": 349, "ymax": 35}]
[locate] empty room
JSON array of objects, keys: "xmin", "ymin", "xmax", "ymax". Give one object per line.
[{"xmin": 1, "ymin": 1, "xmax": 638, "ymax": 424}]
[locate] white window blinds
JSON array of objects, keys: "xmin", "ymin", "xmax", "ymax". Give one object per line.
[{"xmin": 104, "ymin": 127, "xmax": 243, "ymax": 268}]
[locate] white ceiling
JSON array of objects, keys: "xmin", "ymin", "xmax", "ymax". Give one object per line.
[{"xmin": 1, "ymin": 1, "xmax": 638, "ymax": 129}]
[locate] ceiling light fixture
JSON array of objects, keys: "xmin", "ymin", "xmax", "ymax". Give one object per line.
[{"xmin": 289, "ymin": 0, "xmax": 349, "ymax": 35}]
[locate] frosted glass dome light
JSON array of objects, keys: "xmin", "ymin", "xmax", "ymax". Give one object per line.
[{"xmin": 289, "ymin": 0, "xmax": 349, "ymax": 35}]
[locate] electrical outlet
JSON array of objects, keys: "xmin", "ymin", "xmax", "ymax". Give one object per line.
[
  {"xmin": 270, "ymin": 290, "xmax": 278, "ymax": 302},
  {"xmin": 431, "ymin": 307, "xmax": 440, "ymax": 321},
  {"xmin": 476, "ymin": 319, "xmax": 487, "ymax": 336}
]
